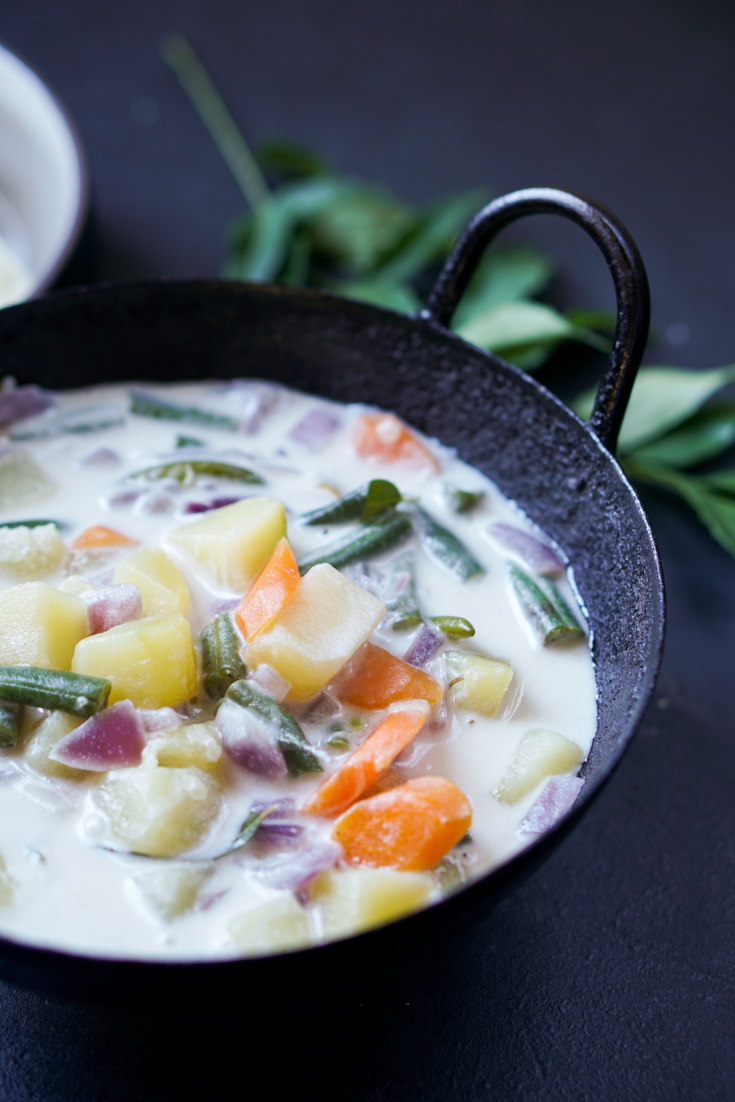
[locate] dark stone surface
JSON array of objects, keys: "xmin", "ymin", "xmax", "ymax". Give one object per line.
[{"xmin": 0, "ymin": 1, "xmax": 732, "ymax": 1098}]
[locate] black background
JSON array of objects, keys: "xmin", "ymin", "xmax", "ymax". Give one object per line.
[{"xmin": 0, "ymin": 2, "xmax": 734, "ymax": 1099}]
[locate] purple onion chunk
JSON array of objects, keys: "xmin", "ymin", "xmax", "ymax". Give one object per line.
[
  {"xmin": 403, "ymin": 624, "xmax": 444, "ymax": 669},
  {"xmin": 138, "ymin": 707, "xmax": 181, "ymax": 733},
  {"xmin": 185, "ymin": 496, "xmax": 243, "ymax": 514},
  {"xmin": 251, "ymin": 840, "xmax": 341, "ymax": 890},
  {"xmin": 85, "ymin": 584, "xmax": 143, "ymax": 635},
  {"xmin": 0, "ymin": 386, "xmax": 55, "ymax": 428},
  {"xmin": 77, "ymin": 447, "xmax": 121, "ymax": 468},
  {"xmin": 519, "ymin": 774, "xmax": 584, "ymax": 834},
  {"xmin": 288, "ymin": 408, "xmax": 342, "ymax": 451},
  {"xmin": 214, "ymin": 699, "xmax": 287, "ymax": 779},
  {"xmin": 489, "ymin": 522, "xmax": 564, "ymax": 576},
  {"xmin": 247, "ymin": 799, "xmax": 304, "ymax": 844},
  {"xmin": 49, "ymin": 700, "xmax": 145, "ymax": 771}
]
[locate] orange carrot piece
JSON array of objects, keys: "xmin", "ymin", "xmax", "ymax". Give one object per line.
[
  {"xmin": 235, "ymin": 537, "xmax": 300, "ymax": 641},
  {"xmin": 71, "ymin": 525, "xmax": 139, "ymax": 551},
  {"xmin": 302, "ymin": 708, "xmax": 427, "ymax": 819},
  {"xmin": 332, "ymin": 642, "xmax": 443, "ymax": 710},
  {"xmin": 333, "ymin": 776, "xmax": 472, "ymax": 871},
  {"xmin": 353, "ymin": 413, "xmax": 440, "ymax": 472}
]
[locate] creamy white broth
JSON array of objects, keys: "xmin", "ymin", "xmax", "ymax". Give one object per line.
[{"xmin": 0, "ymin": 380, "xmax": 596, "ymax": 959}]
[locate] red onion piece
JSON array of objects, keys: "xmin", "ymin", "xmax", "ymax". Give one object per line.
[
  {"xmin": 519, "ymin": 774, "xmax": 584, "ymax": 834},
  {"xmin": 248, "ymin": 799, "xmax": 304, "ymax": 844},
  {"xmin": 247, "ymin": 665, "xmax": 290, "ymax": 704},
  {"xmin": 288, "ymin": 408, "xmax": 342, "ymax": 451},
  {"xmin": 135, "ymin": 490, "xmax": 174, "ymax": 515},
  {"xmin": 489, "ymin": 522, "xmax": 564, "ymax": 576},
  {"xmin": 78, "ymin": 447, "xmax": 121, "ymax": 467},
  {"xmin": 185, "ymin": 496, "xmax": 243, "ymax": 514},
  {"xmin": 403, "ymin": 624, "xmax": 444, "ymax": 668},
  {"xmin": 0, "ymin": 386, "xmax": 54, "ymax": 427},
  {"xmin": 85, "ymin": 584, "xmax": 143, "ymax": 635},
  {"xmin": 296, "ymin": 691, "xmax": 341, "ymax": 724},
  {"xmin": 251, "ymin": 840, "xmax": 341, "ymax": 890},
  {"xmin": 138, "ymin": 707, "xmax": 181, "ymax": 733},
  {"xmin": 214, "ymin": 699, "xmax": 287, "ymax": 779},
  {"xmin": 49, "ymin": 701, "xmax": 145, "ymax": 771}
]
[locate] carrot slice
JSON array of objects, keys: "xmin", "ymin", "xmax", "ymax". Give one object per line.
[
  {"xmin": 235, "ymin": 537, "xmax": 300, "ymax": 641},
  {"xmin": 71, "ymin": 525, "xmax": 139, "ymax": 551},
  {"xmin": 332, "ymin": 642, "xmax": 443, "ymax": 710},
  {"xmin": 333, "ymin": 776, "xmax": 472, "ymax": 870},
  {"xmin": 353, "ymin": 413, "xmax": 440, "ymax": 471},
  {"xmin": 302, "ymin": 708, "xmax": 427, "ymax": 819}
]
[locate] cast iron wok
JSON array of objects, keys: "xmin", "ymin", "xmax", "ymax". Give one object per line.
[{"xmin": 0, "ymin": 187, "xmax": 664, "ymax": 1003}]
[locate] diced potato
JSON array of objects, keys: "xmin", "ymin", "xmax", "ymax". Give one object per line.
[
  {"xmin": 310, "ymin": 866, "xmax": 434, "ymax": 939},
  {"xmin": 0, "ymin": 449, "xmax": 55, "ymax": 509},
  {"xmin": 25, "ymin": 710, "xmax": 88, "ymax": 780},
  {"xmin": 133, "ymin": 864, "xmax": 212, "ymax": 921},
  {"xmin": 0, "ymin": 855, "xmax": 15, "ymax": 906},
  {"xmin": 227, "ymin": 894, "xmax": 314, "ymax": 955},
  {"xmin": 143, "ymin": 722, "xmax": 221, "ymax": 768},
  {"xmin": 72, "ymin": 613, "xmax": 197, "ymax": 708},
  {"xmin": 60, "ymin": 575, "xmax": 95, "ymax": 598},
  {"xmin": 170, "ymin": 497, "xmax": 286, "ymax": 592},
  {"xmin": 246, "ymin": 564, "xmax": 386, "ymax": 701},
  {"xmin": 113, "ymin": 547, "xmax": 189, "ymax": 617},
  {"xmin": 446, "ymin": 650, "xmax": 513, "ymax": 716},
  {"xmin": 0, "ymin": 582, "xmax": 88, "ymax": 669},
  {"xmin": 494, "ymin": 728, "xmax": 584, "ymax": 804},
  {"xmin": 0, "ymin": 523, "xmax": 65, "ymax": 578},
  {"xmin": 95, "ymin": 764, "xmax": 221, "ymax": 857}
]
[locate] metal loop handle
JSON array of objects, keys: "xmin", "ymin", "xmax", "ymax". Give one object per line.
[{"xmin": 421, "ymin": 187, "xmax": 650, "ymax": 454}]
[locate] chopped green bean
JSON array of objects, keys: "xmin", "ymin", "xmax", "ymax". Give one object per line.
[
  {"xmin": 298, "ymin": 510, "xmax": 411, "ymax": 574},
  {"xmin": 299, "ymin": 479, "xmax": 401, "ymax": 526},
  {"xmin": 0, "ymin": 701, "xmax": 22, "ymax": 748},
  {"xmin": 443, "ymin": 484, "xmax": 485, "ymax": 514},
  {"xmin": 200, "ymin": 613, "xmax": 247, "ymax": 700},
  {"xmin": 129, "ymin": 459, "xmax": 263, "ymax": 486},
  {"xmin": 224, "ymin": 680, "xmax": 322, "ymax": 776},
  {"xmin": 129, "ymin": 390, "xmax": 239, "ymax": 431},
  {"xmin": 507, "ymin": 565, "xmax": 584, "ymax": 645},
  {"xmin": 410, "ymin": 507, "xmax": 485, "ymax": 580},
  {"xmin": 0, "ymin": 519, "xmax": 62, "ymax": 531},
  {"xmin": 0, "ymin": 667, "xmax": 111, "ymax": 717},
  {"xmin": 431, "ymin": 615, "xmax": 476, "ymax": 639},
  {"xmin": 175, "ymin": 434, "xmax": 206, "ymax": 448}
]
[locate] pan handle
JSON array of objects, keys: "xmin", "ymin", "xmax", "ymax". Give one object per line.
[{"xmin": 420, "ymin": 187, "xmax": 650, "ymax": 454}]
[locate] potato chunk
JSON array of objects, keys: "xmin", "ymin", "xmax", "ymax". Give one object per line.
[
  {"xmin": 133, "ymin": 864, "xmax": 212, "ymax": 921},
  {"xmin": 0, "ymin": 523, "xmax": 65, "ymax": 579},
  {"xmin": 227, "ymin": 895, "xmax": 314, "ymax": 955},
  {"xmin": 95, "ymin": 764, "xmax": 221, "ymax": 857},
  {"xmin": 446, "ymin": 650, "xmax": 513, "ymax": 716},
  {"xmin": 0, "ymin": 582, "xmax": 88, "ymax": 669},
  {"xmin": 0, "ymin": 449, "xmax": 55, "ymax": 508},
  {"xmin": 246, "ymin": 564, "xmax": 386, "ymax": 701},
  {"xmin": 113, "ymin": 547, "xmax": 189, "ymax": 617},
  {"xmin": 494, "ymin": 728, "xmax": 584, "ymax": 804},
  {"xmin": 24, "ymin": 710, "xmax": 88, "ymax": 780},
  {"xmin": 170, "ymin": 497, "xmax": 286, "ymax": 592},
  {"xmin": 310, "ymin": 866, "xmax": 434, "ymax": 939},
  {"xmin": 0, "ymin": 855, "xmax": 15, "ymax": 906},
  {"xmin": 72, "ymin": 613, "xmax": 197, "ymax": 708},
  {"xmin": 143, "ymin": 722, "xmax": 221, "ymax": 768}
]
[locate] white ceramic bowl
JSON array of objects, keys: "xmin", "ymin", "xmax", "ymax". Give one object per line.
[{"xmin": 0, "ymin": 41, "xmax": 88, "ymax": 307}]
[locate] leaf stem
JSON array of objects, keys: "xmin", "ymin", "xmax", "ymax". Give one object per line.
[{"xmin": 161, "ymin": 34, "xmax": 270, "ymax": 209}]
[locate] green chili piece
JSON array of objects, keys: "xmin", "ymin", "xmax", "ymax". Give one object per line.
[
  {"xmin": 431, "ymin": 615, "xmax": 476, "ymax": 639},
  {"xmin": 0, "ymin": 667, "xmax": 111, "ymax": 717},
  {"xmin": 298, "ymin": 510, "xmax": 411, "ymax": 574},
  {"xmin": 411, "ymin": 507, "xmax": 485, "ymax": 581},
  {"xmin": 507, "ymin": 565, "xmax": 584, "ymax": 645},
  {"xmin": 129, "ymin": 459, "xmax": 263, "ymax": 486},
  {"xmin": 129, "ymin": 390, "xmax": 239, "ymax": 431},
  {"xmin": 299, "ymin": 479, "xmax": 400, "ymax": 526},
  {"xmin": 0, "ymin": 701, "xmax": 22, "ymax": 748},
  {"xmin": 443, "ymin": 484, "xmax": 485, "ymax": 514},
  {"xmin": 200, "ymin": 613, "xmax": 247, "ymax": 700},
  {"xmin": 224, "ymin": 680, "xmax": 322, "ymax": 776}
]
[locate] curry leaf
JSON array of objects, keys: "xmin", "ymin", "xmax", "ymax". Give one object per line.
[
  {"xmin": 309, "ymin": 187, "xmax": 414, "ymax": 275},
  {"xmin": 361, "ymin": 479, "xmax": 402, "ymax": 523},
  {"xmin": 257, "ymin": 139, "xmax": 331, "ymax": 180},
  {"xmin": 456, "ymin": 300, "xmax": 609, "ymax": 362},
  {"xmin": 627, "ymin": 403, "xmax": 735, "ymax": 469},
  {"xmin": 336, "ymin": 277, "xmax": 421, "ymax": 313},
  {"xmin": 624, "ymin": 460, "xmax": 735, "ymax": 558},
  {"xmin": 378, "ymin": 189, "xmax": 486, "ymax": 284},
  {"xmin": 451, "ymin": 246, "xmax": 553, "ymax": 329}
]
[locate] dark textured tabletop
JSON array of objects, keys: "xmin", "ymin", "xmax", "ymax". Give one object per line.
[{"xmin": 0, "ymin": 1, "xmax": 734, "ymax": 1098}]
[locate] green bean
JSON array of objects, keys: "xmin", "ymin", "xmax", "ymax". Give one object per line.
[
  {"xmin": 0, "ymin": 667, "xmax": 111, "ymax": 717},
  {"xmin": 129, "ymin": 390, "xmax": 239, "ymax": 431},
  {"xmin": 175, "ymin": 434, "xmax": 206, "ymax": 448},
  {"xmin": 129, "ymin": 460, "xmax": 263, "ymax": 486},
  {"xmin": 443, "ymin": 484, "xmax": 485, "ymax": 514},
  {"xmin": 0, "ymin": 702, "xmax": 22, "ymax": 748},
  {"xmin": 299, "ymin": 479, "xmax": 400, "ymax": 526},
  {"xmin": 431, "ymin": 615, "xmax": 476, "ymax": 639},
  {"xmin": 224, "ymin": 680, "xmax": 322, "ymax": 776},
  {"xmin": 0, "ymin": 520, "xmax": 62, "ymax": 531},
  {"xmin": 410, "ymin": 507, "xmax": 485, "ymax": 581},
  {"xmin": 507, "ymin": 565, "xmax": 584, "ymax": 645},
  {"xmin": 200, "ymin": 613, "xmax": 247, "ymax": 700},
  {"xmin": 298, "ymin": 510, "xmax": 411, "ymax": 574}
]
